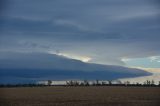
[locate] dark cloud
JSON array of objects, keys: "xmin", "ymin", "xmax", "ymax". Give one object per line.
[
  {"xmin": 0, "ymin": 52, "xmax": 151, "ymax": 84},
  {"xmin": 0, "ymin": 0, "xmax": 160, "ymax": 65},
  {"xmin": 0, "ymin": 0, "xmax": 9, "ymax": 15}
]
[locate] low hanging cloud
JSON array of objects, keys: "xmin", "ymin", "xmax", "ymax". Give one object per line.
[{"xmin": 0, "ymin": 52, "xmax": 151, "ymax": 84}]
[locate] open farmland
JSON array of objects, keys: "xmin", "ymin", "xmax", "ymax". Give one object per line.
[{"xmin": 0, "ymin": 86, "xmax": 160, "ymax": 106}]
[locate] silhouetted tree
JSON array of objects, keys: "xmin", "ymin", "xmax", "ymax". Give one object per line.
[
  {"xmin": 143, "ymin": 81, "xmax": 147, "ymax": 85},
  {"xmin": 84, "ymin": 80, "xmax": 89, "ymax": 86},
  {"xmin": 70, "ymin": 80, "xmax": 74, "ymax": 86},
  {"xmin": 67, "ymin": 80, "xmax": 74, "ymax": 86},
  {"xmin": 92, "ymin": 81, "xmax": 96, "ymax": 86},
  {"xmin": 96, "ymin": 80, "xmax": 100, "ymax": 86},
  {"xmin": 73, "ymin": 81, "xmax": 79, "ymax": 86},
  {"xmin": 124, "ymin": 81, "xmax": 130, "ymax": 86},
  {"xmin": 47, "ymin": 80, "xmax": 52, "ymax": 86},
  {"xmin": 80, "ymin": 82, "xmax": 85, "ymax": 86},
  {"xmin": 116, "ymin": 80, "xmax": 122, "ymax": 84},
  {"xmin": 146, "ymin": 80, "xmax": 151, "ymax": 85},
  {"xmin": 101, "ymin": 81, "xmax": 106, "ymax": 85},
  {"xmin": 151, "ymin": 80, "xmax": 155, "ymax": 85},
  {"xmin": 108, "ymin": 80, "xmax": 112, "ymax": 85}
]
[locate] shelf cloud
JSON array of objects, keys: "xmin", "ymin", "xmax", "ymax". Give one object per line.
[{"xmin": 0, "ymin": 0, "xmax": 159, "ymax": 83}]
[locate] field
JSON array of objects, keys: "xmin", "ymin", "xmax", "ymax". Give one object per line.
[{"xmin": 0, "ymin": 86, "xmax": 160, "ymax": 106}]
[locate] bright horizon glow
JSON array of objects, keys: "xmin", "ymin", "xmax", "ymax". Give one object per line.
[
  {"xmin": 132, "ymin": 67, "xmax": 160, "ymax": 74},
  {"xmin": 48, "ymin": 51, "xmax": 91, "ymax": 63}
]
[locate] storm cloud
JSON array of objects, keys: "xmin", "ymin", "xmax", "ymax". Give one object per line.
[
  {"xmin": 0, "ymin": 0, "xmax": 160, "ymax": 66},
  {"xmin": 0, "ymin": 52, "xmax": 151, "ymax": 84}
]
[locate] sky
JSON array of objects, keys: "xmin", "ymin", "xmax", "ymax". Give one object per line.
[{"xmin": 0, "ymin": 0, "xmax": 160, "ymax": 83}]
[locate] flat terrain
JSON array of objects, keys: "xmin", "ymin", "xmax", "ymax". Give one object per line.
[{"xmin": 0, "ymin": 86, "xmax": 160, "ymax": 106}]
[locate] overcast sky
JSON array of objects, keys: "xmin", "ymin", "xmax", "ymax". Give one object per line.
[{"xmin": 0, "ymin": 0, "xmax": 160, "ymax": 68}]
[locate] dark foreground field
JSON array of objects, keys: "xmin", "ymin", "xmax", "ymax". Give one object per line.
[{"xmin": 0, "ymin": 86, "xmax": 160, "ymax": 106}]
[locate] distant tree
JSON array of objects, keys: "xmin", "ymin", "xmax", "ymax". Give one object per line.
[
  {"xmin": 84, "ymin": 80, "xmax": 89, "ymax": 86},
  {"xmin": 151, "ymin": 80, "xmax": 155, "ymax": 85},
  {"xmin": 74, "ymin": 81, "xmax": 80, "ymax": 86},
  {"xmin": 101, "ymin": 81, "xmax": 106, "ymax": 85},
  {"xmin": 116, "ymin": 80, "xmax": 122, "ymax": 84},
  {"xmin": 70, "ymin": 80, "xmax": 74, "ymax": 86},
  {"xmin": 69, "ymin": 80, "xmax": 74, "ymax": 86},
  {"xmin": 146, "ymin": 80, "xmax": 151, "ymax": 85},
  {"xmin": 66, "ymin": 81, "xmax": 70, "ymax": 86},
  {"xmin": 127, "ymin": 81, "xmax": 130, "ymax": 84},
  {"xmin": 136, "ymin": 82, "xmax": 139, "ymax": 85},
  {"xmin": 135, "ymin": 82, "xmax": 142, "ymax": 86},
  {"xmin": 143, "ymin": 81, "xmax": 147, "ymax": 85},
  {"xmin": 108, "ymin": 80, "xmax": 112, "ymax": 85},
  {"xmin": 124, "ymin": 81, "xmax": 130, "ymax": 86},
  {"xmin": 80, "ymin": 82, "xmax": 85, "ymax": 86},
  {"xmin": 92, "ymin": 81, "xmax": 96, "ymax": 86},
  {"xmin": 47, "ymin": 80, "xmax": 52, "ymax": 86},
  {"xmin": 96, "ymin": 80, "xmax": 100, "ymax": 86},
  {"xmin": 66, "ymin": 80, "xmax": 72, "ymax": 86}
]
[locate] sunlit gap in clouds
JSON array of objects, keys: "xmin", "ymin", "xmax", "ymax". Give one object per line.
[{"xmin": 48, "ymin": 51, "xmax": 92, "ymax": 63}]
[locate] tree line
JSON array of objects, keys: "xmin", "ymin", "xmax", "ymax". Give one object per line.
[
  {"xmin": 0, "ymin": 80, "xmax": 160, "ymax": 88},
  {"xmin": 64, "ymin": 80, "xmax": 160, "ymax": 87}
]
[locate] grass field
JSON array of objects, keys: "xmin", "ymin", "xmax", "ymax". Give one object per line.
[{"xmin": 0, "ymin": 86, "xmax": 160, "ymax": 106}]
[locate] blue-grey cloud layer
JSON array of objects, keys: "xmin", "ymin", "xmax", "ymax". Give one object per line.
[
  {"xmin": 0, "ymin": 0, "xmax": 160, "ymax": 66},
  {"xmin": 0, "ymin": 52, "xmax": 151, "ymax": 84}
]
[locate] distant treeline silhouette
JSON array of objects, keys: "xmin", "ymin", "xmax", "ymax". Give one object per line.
[
  {"xmin": 0, "ymin": 84, "xmax": 46, "ymax": 88},
  {"xmin": 0, "ymin": 80, "xmax": 160, "ymax": 88},
  {"xmin": 65, "ymin": 80, "xmax": 160, "ymax": 87}
]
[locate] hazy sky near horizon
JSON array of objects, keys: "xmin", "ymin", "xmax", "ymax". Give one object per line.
[{"xmin": 0, "ymin": 0, "xmax": 160, "ymax": 68}]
